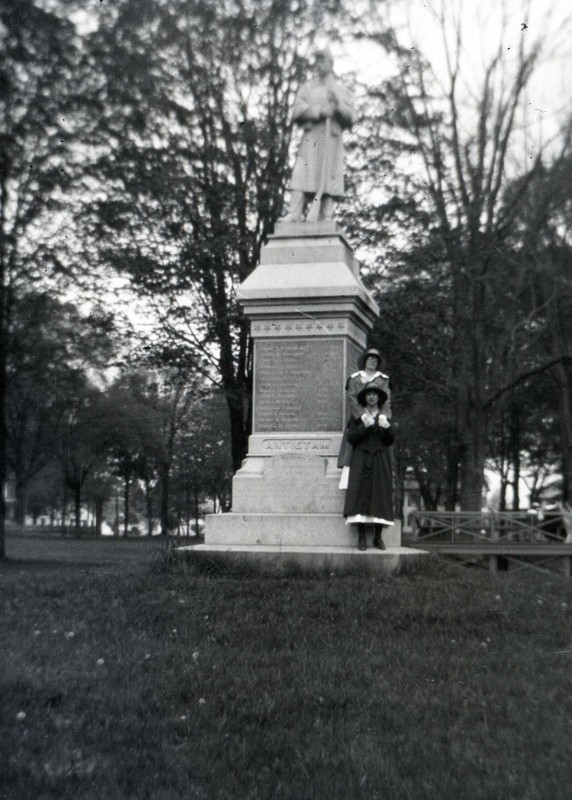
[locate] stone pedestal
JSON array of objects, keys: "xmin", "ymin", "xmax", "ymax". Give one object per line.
[{"xmin": 196, "ymin": 221, "xmax": 424, "ymax": 574}]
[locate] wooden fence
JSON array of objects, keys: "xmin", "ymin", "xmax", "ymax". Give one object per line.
[
  {"xmin": 412, "ymin": 510, "xmax": 570, "ymax": 544},
  {"xmin": 411, "ymin": 510, "xmax": 572, "ymax": 576}
]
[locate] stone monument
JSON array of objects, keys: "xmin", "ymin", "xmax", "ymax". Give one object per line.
[{"xmin": 192, "ymin": 49, "xmax": 425, "ymax": 574}]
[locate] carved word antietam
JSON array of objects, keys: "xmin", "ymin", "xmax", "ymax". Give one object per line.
[{"xmin": 262, "ymin": 438, "xmax": 333, "ymax": 452}]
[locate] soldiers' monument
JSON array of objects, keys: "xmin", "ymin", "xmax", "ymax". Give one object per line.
[{"xmin": 195, "ymin": 48, "xmax": 424, "ymax": 574}]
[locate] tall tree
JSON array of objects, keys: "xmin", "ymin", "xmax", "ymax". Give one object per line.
[
  {"xmin": 172, "ymin": 392, "xmax": 233, "ymax": 530},
  {"xmin": 5, "ymin": 292, "xmax": 115, "ymax": 524},
  {"xmin": 366, "ymin": 257, "xmax": 455, "ymax": 510},
  {"xmin": 510, "ymin": 154, "xmax": 572, "ymax": 502},
  {"xmin": 77, "ymin": 0, "xmax": 348, "ymax": 471},
  {"xmin": 347, "ymin": 1, "xmax": 572, "ymax": 508},
  {"xmin": 101, "ymin": 369, "xmax": 203, "ymax": 536},
  {"xmin": 0, "ymin": 0, "xmax": 84, "ymax": 556},
  {"xmin": 100, "ymin": 376, "xmax": 157, "ymax": 537},
  {"xmin": 59, "ymin": 388, "xmax": 111, "ymax": 534}
]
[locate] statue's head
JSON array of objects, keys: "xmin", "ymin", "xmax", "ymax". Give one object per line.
[{"xmin": 314, "ymin": 47, "xmax": 334, "ymax": 77}]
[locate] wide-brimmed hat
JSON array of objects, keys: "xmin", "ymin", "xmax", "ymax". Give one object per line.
[
  {"xmin": 357, "ymin": 382, "xmax": 388, "ymax": 407},
  {"xmin": 357, "ymin": 348, "xmax": 382, "ymax": 370}
]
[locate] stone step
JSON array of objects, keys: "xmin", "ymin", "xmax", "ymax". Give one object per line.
[
  {"xmin": 177, "ymin": 543, "xmax": 428, "ymax": 577},
  {"xmin": 205, "ymin": 513, "xmax": 402, "ymax": 548}
]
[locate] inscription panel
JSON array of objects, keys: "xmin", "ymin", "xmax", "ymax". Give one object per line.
[
  {"xmin": 254, "ymin": 339, "xmax": 344, "ymax": 432},
  {"xmin": 343, "ymin": 340, "xmax": 364, "ymax": 421},
  {"xmin": 346, "ymin": 340, "xmax": 363, "ymax": 380}
]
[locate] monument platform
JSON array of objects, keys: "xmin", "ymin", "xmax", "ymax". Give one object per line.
[{"xmin": 178, "ymin": 543, "xmax": 428, "ymax": 577}]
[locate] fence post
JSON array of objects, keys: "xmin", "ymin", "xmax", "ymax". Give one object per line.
[{"xmin": 412, "ymin": 512, "xmax": 419, "ymax": 542}]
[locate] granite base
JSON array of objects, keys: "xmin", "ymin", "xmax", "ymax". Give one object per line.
[
  {"xmin": 206, "ymin": 513, "xmax": 402, "ymax": 548},
  {"xmin": 177, "ymin": 543, "xmax": 428, "ymax": 577}
]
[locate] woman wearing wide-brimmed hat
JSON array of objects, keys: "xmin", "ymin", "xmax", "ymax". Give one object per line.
[
  {"xmin": 337, "ymin": 347, "xmax": 391, "ymax": 474},
  {"xmin": 343, "ymin": 382, "xmax": 394, "ymax": 551}
]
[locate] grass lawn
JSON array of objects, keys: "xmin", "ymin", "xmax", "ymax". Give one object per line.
[{"xmin": 1, "ymin": 548, "xmax": 571, "ymax": 800}]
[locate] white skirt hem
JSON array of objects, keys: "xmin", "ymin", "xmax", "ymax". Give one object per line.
[{"xmin": 345, "ymin": 515, "xmax": 394, "ymax": 526}]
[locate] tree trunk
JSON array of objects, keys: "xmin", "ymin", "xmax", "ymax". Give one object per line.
[
  {"xmin": 73, "ymin": 487, "xmax": 81, "ymax": 536},
  {"xmin": 459, "ymin": 413, "xmax": 487, "ymax": 511},
  {"xmin": 458, "ymin": 274, "xmax": 489, "ymax": 512},
  {"xmin": 159, "ymin": 461, "xmax": 170, "ymax": 536},
  {"xmin": 510, "ymin": 405, "xmax": 521, "ymax": 511},
  {"xmin": 0, "ymin": 386, "xmax": 5, "ymax": 556},
  {"xmin": 450, "ymin": 266, "xmax": 470, "ymax": 511},
  {"xmin": 413, "ymin": 465, "xmax": 438, "ymax": 511},
  {"xmin": 445, "ymin": 437, "xmax": 460, "ymax": 510},
  {"xmin": 459, "ymin": 453, "xmax": 485, "ymax": 511},
  {"xmin": 0, "ymin": 186, "xmax": 7, "ymax": 559},
  {"xmin": 14, "ymin": 474, "xmax": 26, "ymax": 528},
  {"xmin": 217, "ymin": 301, "xmax": 251, "ymax": 474},
  {"xmin": 225, "ymin": 389, "xmax": 249, "ymax": 473},
  {"xmin": 499, "ymin": 472, "xmax": 508, "ymax": 511},
  {"xmin": 61, "ymin": 477, "xmax": 68, "ymax": 532},
  {"xmin": 498, "ymin": 410, "xmax": 508, "ymax": 511},
  {"xmin": 144, "ymin": 476, "xmax": 153, "ymax": 537},
  {"xmin": 123, "ymin": 474, "xmax": 130, "ymax": 537},
  {"xmin": 553, "ymin": 362, "xmax": 572, "ymax": 504},
  {"xmin": 114, "ymin": 489, "xmax": 119, "ymax": 536},
  {"xmin": 95, "ymin": 497, "xmax": 104, "ymax": 536}
]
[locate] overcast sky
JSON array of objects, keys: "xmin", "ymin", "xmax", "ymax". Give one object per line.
[{"xmin": 336, "ymin": 0, "xmax": 572, "ymax": 155}]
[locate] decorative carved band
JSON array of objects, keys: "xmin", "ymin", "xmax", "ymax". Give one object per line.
[{"xmin": 251, "ymin": 318, "xmax": 366, "ymax": 345}]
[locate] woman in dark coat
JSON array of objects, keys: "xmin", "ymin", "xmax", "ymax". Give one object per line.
[{"xmin": 343, "ymin": 383, "xmax": 395, "ymax": 551}]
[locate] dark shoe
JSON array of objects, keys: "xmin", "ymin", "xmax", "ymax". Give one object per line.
[{"xmin": 373, "ymin": 526, "xmax": 386, "ymax": 550}]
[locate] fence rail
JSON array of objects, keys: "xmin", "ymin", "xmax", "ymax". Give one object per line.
[{"xmin": 412, "ymin": 511, "xmax": 571, "ymax": 544}]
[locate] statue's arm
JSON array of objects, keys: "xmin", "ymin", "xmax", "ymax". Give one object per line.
[
  {"xmin": 335, "ymin": 85, "xmax": 356, "ymax": 128},
  {"xmin": 291, "ymin": 86, "xmax": 321, "ymax": 124}
]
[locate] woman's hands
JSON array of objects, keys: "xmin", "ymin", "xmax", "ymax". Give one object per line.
[{"xmin": 361, "ymin": 412, "xmax": 390, "ymax": 429}]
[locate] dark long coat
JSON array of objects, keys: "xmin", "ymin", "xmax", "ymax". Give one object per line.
[
  {"xmin": 337, "ymin": 371, "xmax": 391, "ymax": 468},
  {"xmin": 343, "ymin": 415, "xmax": 395, "ymax": 522}
]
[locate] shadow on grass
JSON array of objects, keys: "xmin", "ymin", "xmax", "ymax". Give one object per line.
[{"xmin": 160, "ymin": 542, "xmax": 466, "ymax": 583}]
